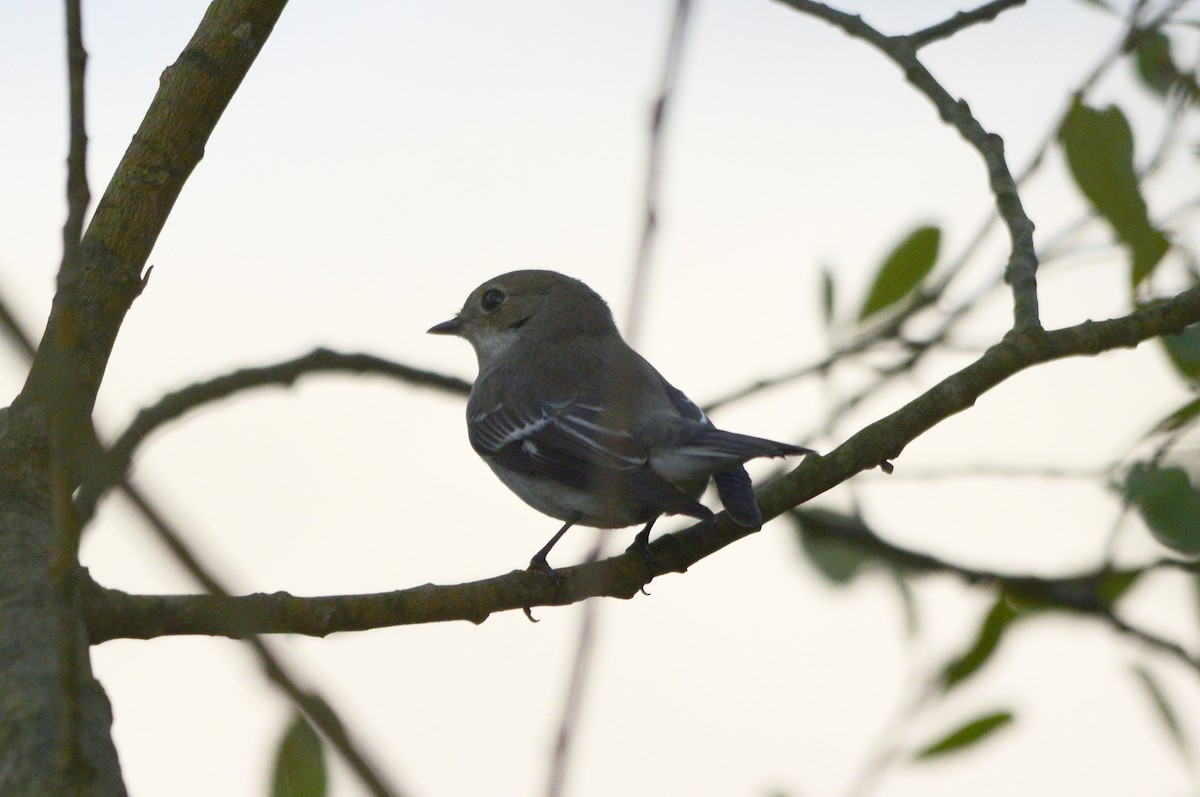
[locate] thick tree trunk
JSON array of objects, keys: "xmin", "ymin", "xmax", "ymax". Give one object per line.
[
  {"xmin": 0, "ymin": 502, "xmax": 124, "ymax": 796},
  {"xmin": 0, "ymin": 1, "xmax": 289, "ymax": 791}
]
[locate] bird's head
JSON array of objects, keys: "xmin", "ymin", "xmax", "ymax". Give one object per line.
[{"xmin": 428, "ymin": 270, "xmax": 617, "ymax": 368}]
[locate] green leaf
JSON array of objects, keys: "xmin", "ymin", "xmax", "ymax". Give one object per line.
[
  {"xmin": 1149, "ymin": 395, "xmax": 1200, "ymax": 435},
  {"xmin": 1134, "ymin": 29, "xmax": 1177, "ymax": 97},
  {"xmin": 913, "ymin": 711, "xmax": 1015, "ymax": 760},
  {"xmin": 1132, "ymin": 665, "xmax": 1192, "ymax": 760},
  {"xmin": 858, "ymin": 225, "xmax": 940, "ymax": 321},
  {"xmin": 272, "ymin": 714, "xmax": 327, "ymax": 797},
  {"xmin": 1124, "ymin": 463, "xmax": 1200, "ymax": 555},
  {"xmin": 819, "ymin": 266, "xmax": 836, "ymax": 329},
  {"xmin": 789, "ymin": 508, "xmax": 873, "ymax": 585},
  {"xmin": 890, "ymin": 568, "xmax": 920, "ymax": 638},
  {"xmin": 1059, "ymin": 101, "xmax": 1169, "ymax": 287},
  {"xmin": 1131, "ymin": 30, "xmax": 1200, "ymax": 106},
  {"xmin": 940, "ymin": 598, "xmax": 1017, "ymax": 690},
  {"xmin": 1162, "ymin": 324, "xmax": 1200, "ymax": 384}
]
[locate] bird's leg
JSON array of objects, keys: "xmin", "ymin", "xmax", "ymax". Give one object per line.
[
  {"xmin": 529, "ymin": 511, "xmax": 582, "ymax": 572},
  {"xmin": 626, "ymin": 518, "xmax": 659, "ymax": 596},
  {"xmin": 627, "ymin": 517, "xmax": 657, "ymax": 561}
]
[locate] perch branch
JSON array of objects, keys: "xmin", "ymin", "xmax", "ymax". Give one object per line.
[{"xmin": 84, "ymin": 286, "xmax": 1200, "ymax": 642}]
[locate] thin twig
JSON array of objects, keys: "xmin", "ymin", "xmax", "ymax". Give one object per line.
[
  {"xmin": 74, "ymin": 348, "xmax": 471, "ymax": 524},
  {"xmin": 61, "ymin": 0, "xmax": 89, "ymax": 269},
  {"xmin": 623, "ymin": 0, "xmax": 693, "ymax": 345},
  {"xmin": 867, "ymin": 463, "xmax": 1105, "ymax": 481},
  {"xmin": 908, "ymin": 0, "xmax": 1026, "ymax": 48},
  {"xmin": 548, "ymin": 4, "xmax": 695, "ymax": 795},
  {"xmin": 774, "ymin": 0, "xmax": 1040, "ymax": 331},
  {"xmin": 1101, "ymin": 608, "xmax": 1200, "ymax": 673},
  {"xmin": 67, "ymin": 349, "xmax": 453, "ymax": 792},
  {"xmin": 704, "ymin": 5, "xmax": 1148, "ymax": 414},
  {"xmin": 796, "ymin": 505, "xmax": 1200, "ymax": 676}
]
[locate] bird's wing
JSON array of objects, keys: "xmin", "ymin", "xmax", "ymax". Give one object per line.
[
  {"xmin": 469, "ymin": 398, "xmax": 710, "ymax": 520},
  {"xmin": 661, "ymin": 378, "xmax": 709, "ymax": 425},
  {"xmin": 469, "ymin": 399, "xmax": 646, "ymax": 488}
]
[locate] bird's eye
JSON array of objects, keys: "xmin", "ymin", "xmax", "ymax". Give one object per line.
[{"xmin": 480, "ymin": 288, "xmax": 505, "ymax": 313}]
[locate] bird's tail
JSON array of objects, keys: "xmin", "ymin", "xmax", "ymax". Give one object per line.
[
  {"xmin": 713, "ymin": 466, "xmax": 763, "ymax": 527},
  {"xmin": 688, "ymin": 428, "xmax": 815, "ymax": 462},
  {"xmin": 708, "ymin": 434, "xmax": 813, "ymax": 527}
]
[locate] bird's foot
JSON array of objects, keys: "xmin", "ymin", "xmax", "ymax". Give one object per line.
[
  {"xmin": 626, "ymin": 522, "xmax": 659, "ymax": 595},
  {"xmin": 523, "ymin": 553, "xmax": 563, "ymax": 621},
  {"xmin": 626, "ymin": 527, "xmax": 654, "ymax": 562}
]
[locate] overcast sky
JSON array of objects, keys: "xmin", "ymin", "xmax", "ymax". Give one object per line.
[{"xmin": 2, "ymin": 2, "xmax": 1199, "ymax": 796}]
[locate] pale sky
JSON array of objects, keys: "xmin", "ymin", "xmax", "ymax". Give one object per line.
[{"xmin": 2, "ymin": 1, "xmax": 1199, "ymax": 796}]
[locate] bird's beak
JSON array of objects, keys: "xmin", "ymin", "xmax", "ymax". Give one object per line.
[{"xmin": 427, "ymin": 317, "xmax": 465, "ymax": 336}]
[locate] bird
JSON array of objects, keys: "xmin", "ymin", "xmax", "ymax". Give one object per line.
[{"xmin": 428, "ymin": 270, "xmax": 813, "ymax": 570}]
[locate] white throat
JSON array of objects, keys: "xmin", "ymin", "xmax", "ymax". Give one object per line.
[{"xmin": 471, "ymin": 326, "xmax": 522, "ymax": 370}]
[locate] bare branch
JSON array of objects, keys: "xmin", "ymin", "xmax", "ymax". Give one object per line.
[
  {"xmin": 773, "ymin": 0, "xmax": 1040, "ymax": 331},
  {"xmin": 553, "ymin": 4, "xmax": 695, "ymax": 794},
  {"xmin": 61, "ymin": 0, "xmax": 89, "ymax": 272},
  {"xmin": 74, "ymin": 348, "xmax": 470, "ymax": 523},
  {"xmin": 707, "ymin": 2, "xmax": 1184, "ymax": 416},
  {"xmin": 908, "ymin": 0, "xmax": 1026, "ymax": 49},
  {"xmin": 872, "ymin": 463, "xmax": 1105, "ymax": 481},
  {"xmin": 17, "ymin": 0, "xmax": 291, "ymax": 488},
  {"xmin": 624, "ymin": 0, "xmax": 693, "ymax": 344}
]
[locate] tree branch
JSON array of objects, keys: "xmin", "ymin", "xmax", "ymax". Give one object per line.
[
  {"xmin": 623, "ymin": 0, "xmax": 693, "ymax": 344},
  {"xmin": 551, "ymin": 3, "xmax": 696, "ymax": 794},
  {"xmin": 85, "ymin": 286, "xmax": 1200, "ymax": 642},
  {"xmin": 773, "ymin": 0, "xmax": 1040, "ymax": 331},
  {"xmin": 706, "ymin": 3, "xmax": 1164, "ymax": 416},
  {"xmin": 909, "ymin": 0, "xmax": 1026, "ymax": 49},
  {"xmin": 12, "ymin": 0, "xmax": 291, "ymax": 505},
  {"xmin": 795, "ymin": 508, "xmax": 1200, "ymax": 675},
  {"xmin": 74, "ymin": 348, "xmax": 470, "ymax": 523}
]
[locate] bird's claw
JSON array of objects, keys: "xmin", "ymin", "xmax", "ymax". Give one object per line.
[
  {"xmin": 524, "ymin": 554, "xmax": 563, "ymax": 620},
  {"xmin": 625, "ymin": 527, "xmax": 658, "ymax": 596}
]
